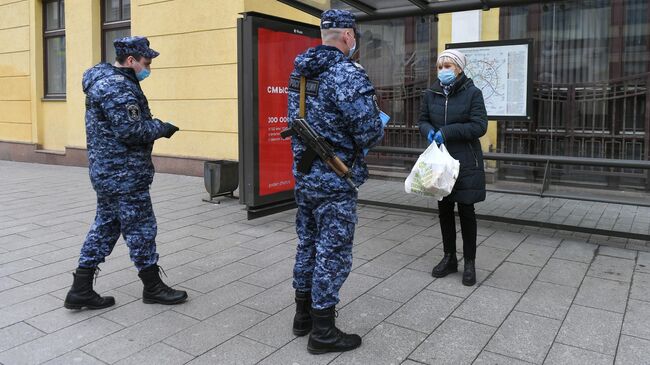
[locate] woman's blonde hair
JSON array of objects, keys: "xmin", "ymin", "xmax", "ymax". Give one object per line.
[{"xmin": 436, "ymin": 56, "xmax": 459, "ymax": 69}]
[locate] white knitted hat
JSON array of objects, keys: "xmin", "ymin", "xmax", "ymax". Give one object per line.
[{"xmin": 437, "ymin": 49, "xmax": 467, "ymax": 70}]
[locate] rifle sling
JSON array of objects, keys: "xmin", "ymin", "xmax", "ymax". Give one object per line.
[{"xmin": 299, "ymin": 76, "xmax": 306, "ymax": 119}]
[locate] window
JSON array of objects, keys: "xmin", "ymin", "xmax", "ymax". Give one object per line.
[
  {"xmin": 357, "ymin": 16, "xmax": 438, "ymax": 151},
  {"xmin": 497, "ymin": 1, "xmax": 650, "ymax": 190},
  {"xmin": 623, "ymin": 0, "xmax": 649, "ymax": 75},
  {"xmin": 102, "ymin": 0, "xmax": 131, "ymax": 62},
  {"xmin": 43, "ymin": 0, "xmax": 66, "ymax": 97}
]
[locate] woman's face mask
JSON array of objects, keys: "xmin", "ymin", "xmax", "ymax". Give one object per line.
[{"xmin": 437, "ymin": 62, "xmax": 459, "ymax": 85}]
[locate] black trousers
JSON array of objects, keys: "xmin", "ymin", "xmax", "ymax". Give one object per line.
[{"xmin": 438, "ymin": 199, "xmax": 477, "ymax": 260}]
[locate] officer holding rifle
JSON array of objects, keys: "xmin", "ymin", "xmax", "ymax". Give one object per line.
[{"xmin": 283, "ymin": 9, "xmax": 385, "ymax": 355}]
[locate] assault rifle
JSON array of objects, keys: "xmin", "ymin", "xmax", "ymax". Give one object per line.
[{"xmin": 281, "ymin": 118, "xmax": 358, "ymax": 192}]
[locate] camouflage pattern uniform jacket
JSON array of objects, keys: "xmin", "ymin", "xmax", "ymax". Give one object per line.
[
  {"xmin": 287, "ymin": 45, "xmax": 385, "ymax": 194},
  {"xmin": 82, "ymin": 63, "xmax": 167, "ymax": 196}
]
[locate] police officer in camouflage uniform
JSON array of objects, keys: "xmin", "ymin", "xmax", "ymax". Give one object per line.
[
  {"xmin": 288, "ymin": 9, "xmax": 385, "ymax": 354},
  {"xmin": 64, "ymin": 36, "xmax": 187, "ymax": 310}
]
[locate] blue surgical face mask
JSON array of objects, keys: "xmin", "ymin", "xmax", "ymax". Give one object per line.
[
  {"xmin": 136, "ymin": 68, "xmax": 150, "ymax": 81},
  {"xmin": 438, "ymin": 69, "xmax": 456, "ymax": 85},
  {"xmin": 130, "ymin": 58, "xmax": 151, "ymax": 81}
]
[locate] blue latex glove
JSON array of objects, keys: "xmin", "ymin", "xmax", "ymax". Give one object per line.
[
  {"xmin": 433, "ymin": 130, "xmax": 444, "ymax": 145},
  {"xmin": 427, "ymin": 130, "xmax": 435, "ymax": 144}
]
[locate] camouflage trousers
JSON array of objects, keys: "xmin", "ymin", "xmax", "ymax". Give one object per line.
[
  {"xmin": 292, "ymin": 189, "xmax": 357, "ymax": 310},
  {"xmin": 78, "ymin": 189, "xmax": 158, "ymax": 271}
]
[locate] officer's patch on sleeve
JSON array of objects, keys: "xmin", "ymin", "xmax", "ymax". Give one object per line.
[{"xmin": 127, "ymin": 104, "xmax": 141, "ymax": 121}]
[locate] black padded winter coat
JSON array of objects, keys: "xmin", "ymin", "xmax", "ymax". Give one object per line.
[{"xmin": 418, "ymin": 73, "xmax": 488, "ymax": 204}]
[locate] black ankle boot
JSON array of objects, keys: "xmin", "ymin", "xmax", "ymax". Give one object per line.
[
  {"xmin": 138, "ymin": 264, "xmax": 188, "ymax": 305},
  {"xmin": 431, "ymin": 253, "xmax": 458, "ymax": 278},
  {"xmin": 293, "ymin": 290, "xmax": 312, "ymax": 336},
  {"xmin": 64, "ymin": 267, "xmax": 115, "ymax": 310},
  {"xmin": 462, "ymin": 259, "xmax": 476, "ymax": 286},
  {"xmin": 307, "ymin": 306, "xmax": 361, "ymax": 354}
]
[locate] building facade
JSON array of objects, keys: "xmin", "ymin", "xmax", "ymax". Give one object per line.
[
  {"xmin": 1, "ymin": 0, "xmax": 648, "ymax": 196},
  {"xmin": 0, "ymin": 0, "xmax": 315, "ymax": 175}
]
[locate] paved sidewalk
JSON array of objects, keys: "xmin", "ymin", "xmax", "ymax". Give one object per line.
[
  {"xmin": 360, "ymin": 180, "xmax": 650, "ymax": 245},
  {"xmin": 1, "ymin": 160, "xmax": 649, "ymax": 364}
]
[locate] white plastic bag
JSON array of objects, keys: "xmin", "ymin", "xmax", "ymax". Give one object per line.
[{"xmin": 405, "ymin": 143, "xmax": 460, "ymax": 200}]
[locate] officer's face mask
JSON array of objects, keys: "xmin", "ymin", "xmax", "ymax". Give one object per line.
[
  {"xmin": 130, "ymin": 57, "xmax": 151, "ymax": 81},
  {"xmin": 136, "ymin": 68, "xmax": 151, "ymax": 81},
  {"xmin": 346, "ymin": 31, "xmax": 357, "ymax": 58}
]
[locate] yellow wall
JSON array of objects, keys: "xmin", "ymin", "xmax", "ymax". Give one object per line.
[
  {"xmin": 63, "ymin": 0, "xmax": 101, "ymax": 149},
  {"xmin": 0, "ymin": 0, "xmax": 31, "ymax": 142},
  {"xmin": 132, "ymin": 0, "xmax": 318, "ymax": 160},
  {"xmin": 0, "ymin": 0, "xmax": 318, "ymax": 160},
  {"xmin": 244, "ymin": 0, "xmax": 321, "ymax": 24},
  {"xmin": 130, "ymin": 0, "xmax": 242, "ymax": 159},
  {"xmin": 437, "ymin": 13, "xmax": 452, "ymax": 58}
]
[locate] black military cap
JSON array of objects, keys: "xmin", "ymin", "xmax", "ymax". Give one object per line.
[
  {"xmin": 114, "ymin": 36, "xmax": 160, "ymax": 59},
  {"xmin": 320, "ymin": 9, "xmax": 356, "ymax": 31}
]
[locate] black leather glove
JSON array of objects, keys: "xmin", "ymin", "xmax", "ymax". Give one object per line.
[{"xmin": 162, "ymin": 122, "xmax": 179, "ymax": 138}]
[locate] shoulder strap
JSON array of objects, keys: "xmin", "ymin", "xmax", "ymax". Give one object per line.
[{"xmin": 299, "ymin": 76, "xmax": 306, "ymax": 118}]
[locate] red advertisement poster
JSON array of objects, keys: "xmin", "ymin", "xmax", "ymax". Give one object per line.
[{"xmin": 257, "ymin": 28, "xmax": 320, "ymax": 197}]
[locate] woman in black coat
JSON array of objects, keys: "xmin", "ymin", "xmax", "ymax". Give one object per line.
[{"xmin": 418, "ymin": 49, "xmax": 487, "ymax": 286}]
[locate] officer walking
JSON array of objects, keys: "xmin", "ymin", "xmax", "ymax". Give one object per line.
[
  {"xmin": 64, "ymin": 36, "xmax": 187, "ymax": 310},
  {"xmin": 288, "ymin": 10, "xmax": 385, "ymax": 354}
]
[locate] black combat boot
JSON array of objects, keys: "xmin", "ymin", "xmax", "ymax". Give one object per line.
[
  {"xmin": 293, "ymin": 290, "xmax": 312, "ymax": 336},
  {"xmin": 64, "ymin": 267, "xmax": 115, "ymax": 310},
  {"xmin": 462, "ymin": 259, "xmax": 476, "ymax": 286},
  {"xmin": 431, "ymin": 253, "xmax": 458, "ymax": 278},
  {"xmin": 307, "ymin": 306, "xmax": 361, "ymax": 354},
  {"xmin": 138, "ymin": 264, "xmax": 188, "ymax": 305}
]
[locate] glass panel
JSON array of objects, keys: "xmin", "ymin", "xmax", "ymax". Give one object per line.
[
  {"xmin": 123, "ymin": 0, "xmax": 131, "ymax": 20},
  {"xmin": 537, "ymin": 1, "xmax": 611, "ymax": 84},
  {"xmin": 328, "ymin": 0, "xmax": 356, "ymax": 13},
  {"xmin": 358, "ymin": 16, "xmax": 437, "ymax": 173},
  {"xmin": 363, "ymin": 0, "xmax": 414, "ymax": 9},
  {"xmin": 304, "ymin": 1, "xmax": 650, "ymax": 196},
  {"xmin": 45, "ymin": 0, "xmax": 60, "ymax": 31},
  {"xmin": 46, "ymin": 36, "xmax": 66, "ymax": 95},
  {"xmin": 104, "ymin": 28, "xmax": 130, "ymax": 62},
  {"xmin": 104, "ymin": 0, "xmax": 121, "ymax": 22},
  {"xmin": 497, "ymin": 0, "xmax": 650, "ymax": 195},
  {"xmin": 60, "ymin": 0, "xmax": 64, "ymax": 28},
  {"xmin": 623, "ymin": 0, "xmax": 649, "ymax": 75}
]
